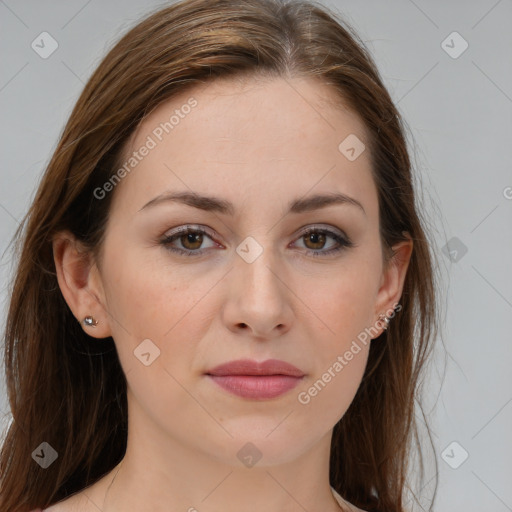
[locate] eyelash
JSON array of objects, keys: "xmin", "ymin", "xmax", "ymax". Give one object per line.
[
  {"xmin": 301, "ymin": 228, "xmax": 355, "ymax": 257},
  {"xmin": 159, "ymin": 225, "xmax": 354, "ymax": 258}
]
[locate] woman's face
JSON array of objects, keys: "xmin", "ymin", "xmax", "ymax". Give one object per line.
[{"xmin": 70, "ymin": 76, "xmax": 410, "ymax": 467}]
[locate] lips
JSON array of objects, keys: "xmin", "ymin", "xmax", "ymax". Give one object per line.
[
  {"xmin": 205, "ymin": 359, "xmax": 305, "ymax": 400},
  {"xmin": 206, "ymin": 358, "xmax": 305, "ymax": 377}
]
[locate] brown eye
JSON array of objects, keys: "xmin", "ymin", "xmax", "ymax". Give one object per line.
[
  {"xmin": 160, "ymin": 226, "xmax": 218, "ymax": 256},
  {"xmin": 180, "ymin": 231, "xmax": 203, "ymax": 250},
  {"xmin": 292, "ymin": 227, "xmax": 354, "ymax": 257},
  {"xmin": 303, "ymin": 231, "xmax": 327, "ymax": 250}
]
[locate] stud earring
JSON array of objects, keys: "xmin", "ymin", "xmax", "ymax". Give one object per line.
[
  {"xmin": 378, "ymin": 313, "xmax": 390, "ymax": 330},
  {"xmin": 83, "ymin": 315, "xmax": 98, "ymax": 327}
]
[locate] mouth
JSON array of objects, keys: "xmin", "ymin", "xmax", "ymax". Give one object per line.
[{"xmin": 205, "ymin": 359, "xmax": 306, "ymax": 400}]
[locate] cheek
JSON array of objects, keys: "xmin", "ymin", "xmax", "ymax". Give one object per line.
[
  {"xmin": 101, "ymin": 244, "xmax": 217, "ymax": 340},
  {"xmin": 295, "ymin": 264, "xmax": 377, "ymax": 341},
  {"xmin": 290, "ymin": 266, "xmax": 376, "ymax": 419},
  {"xmin": 101, "ymin": 258, "xmax": 216, "ymax": 418},
  {"xmin": 295, "ymin": 326, "xmax": 370, "ymax": 431},
  {"xmin": 299, "ymin": 347, "xmax": 369, "ymax": 402},
  {"xmin": 99, "ymin": 253, "xmax": 224, "ymax": 405}
]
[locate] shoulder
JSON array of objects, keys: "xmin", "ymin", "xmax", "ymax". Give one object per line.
[
  {"xmin": 32, "ymin": 491, "xmax": 92, "ymax": 512},
  {"xmin": 331, "ymin": 486, "xmax": 369, "ymax": 512}
]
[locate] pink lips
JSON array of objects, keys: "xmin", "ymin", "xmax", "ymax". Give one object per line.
[{"xmin": 205, "ymin": 359, "xmax": 305, "ymax": 400}]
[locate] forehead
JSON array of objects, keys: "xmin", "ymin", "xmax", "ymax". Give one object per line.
[
  {"xmin": 132, "ymin": 74, "xmax": 369, "ymax": 149},
  {"xmin": 112, "ymin": 75, "xmax": 376, "ymax": 217}
]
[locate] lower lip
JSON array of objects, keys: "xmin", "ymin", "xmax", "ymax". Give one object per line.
[{"xmin": 206, "ymin": 375, "xmax": 303, "ymax": 399}]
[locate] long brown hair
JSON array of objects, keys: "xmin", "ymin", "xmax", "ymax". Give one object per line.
[{"xmin": 0, "ymin": 0, "xmax": 440, "ymax": 510}]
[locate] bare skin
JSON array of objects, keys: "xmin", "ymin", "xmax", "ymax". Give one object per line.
[{"xmin": 51, "ymin": 75, "xmax": 412, "ymax": 512}]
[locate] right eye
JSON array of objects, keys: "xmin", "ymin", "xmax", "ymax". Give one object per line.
[{"xmin": 160, "ymin": 225, "xmax": 220, "ymax": 256}]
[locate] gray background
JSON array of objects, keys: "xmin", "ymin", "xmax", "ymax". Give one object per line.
[{"xmin": 1, "ymin": 0, "xmax": 511, "ymax": 510}]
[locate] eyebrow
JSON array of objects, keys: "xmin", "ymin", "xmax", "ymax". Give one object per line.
[{"xmin": 139, "ymin": 191, "xmax": 366, "ymax": 216}]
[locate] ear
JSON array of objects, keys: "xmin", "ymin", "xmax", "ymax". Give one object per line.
[
  {"xmin": 52, "ymin": 230, "xmax": 112, "ymax": 339},
  {"xmin": 372, "ymin": 233, "xmax": 413, "ymax": 338}
]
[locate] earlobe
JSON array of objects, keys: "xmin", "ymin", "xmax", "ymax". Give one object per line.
[{"xmin": 52, "ymin": 230, "xmax": 112, "ymax": 339}]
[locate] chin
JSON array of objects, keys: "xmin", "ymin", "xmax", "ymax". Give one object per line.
[{"xmin": 199, "ymin": 420, "xmax": 320, "ymax": 468}]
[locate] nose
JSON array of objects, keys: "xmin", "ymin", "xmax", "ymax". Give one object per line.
[{"xmin": 221, "ymin": 241, "xmax": 293, "ymax": 340}]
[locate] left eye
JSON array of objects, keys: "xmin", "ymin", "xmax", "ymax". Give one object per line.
[{"xmin": 291, "ymin": 227, "xmax": 354, "ymax": 256}]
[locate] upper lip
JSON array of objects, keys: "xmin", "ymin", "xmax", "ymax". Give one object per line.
[{"xmin": 206, "ymin": 359, "xmax": 305, "ymax": 377}]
